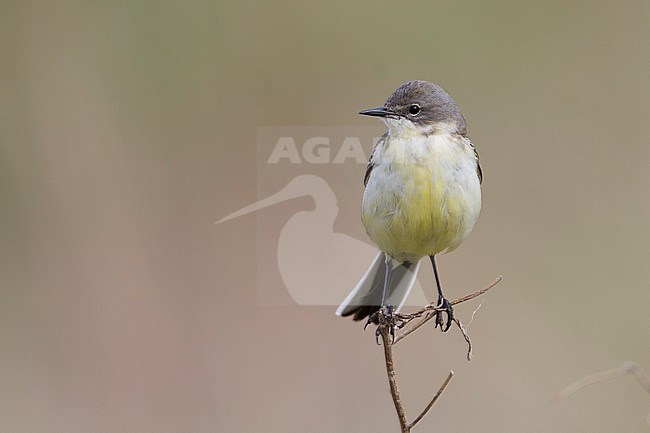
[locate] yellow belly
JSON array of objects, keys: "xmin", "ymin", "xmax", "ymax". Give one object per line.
[{"xmin": 361, "ymin": 134, "xmax": 481, "ymax": 263}]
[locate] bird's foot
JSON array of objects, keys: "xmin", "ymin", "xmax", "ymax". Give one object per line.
[
  {"xmin": 434, "ymin": 296, "xmax": 454, "ymax": 332},
  {"xmin": 365, "ymin": 305, "xmax": 395, "ymax": 344}
]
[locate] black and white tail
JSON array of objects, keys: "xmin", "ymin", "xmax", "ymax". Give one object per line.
[{"xmin": 336, "ymin": 252, "xmax": 421, "ymax": 321}]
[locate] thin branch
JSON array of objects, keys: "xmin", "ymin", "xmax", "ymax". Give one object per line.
[
  {"xmin": 557, "ymin": 361, "xmax": 650, "ymax": 401},
  {"xmin": 378, "ymin": 311, "xmax": 409, "ymax": 432},
  {"xmin": 465, "ymin": 300, "xmax": 483, "ymax": 329},
  {"xmin": 556, "ymin": 361, "xmax": 650, "ymax": 427},
  {"xmin": 448, "ymin": 275, "xmax": 502, "ymax": 306},
  {"xmin": 373, "ymin": 275, "xmax": 501, "ymax": 432},
  {"xmin": 408, "ymin": 371, "xmax": 454, "ymax": 429},
  {"xmin": 393, "ymin": 275, "xmax": 502, "ymax": 344},
  {"xmin": 393, "ymin": 311, "xmax": 436, "ymax": 344},
  {"xmin": 453, "ymin": 318, "xmax": 473, "ymax": 361}
]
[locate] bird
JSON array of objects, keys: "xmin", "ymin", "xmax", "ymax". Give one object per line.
[{"xmin": 336, "ymin": 80, "xmax": 482, "ymax": 332}]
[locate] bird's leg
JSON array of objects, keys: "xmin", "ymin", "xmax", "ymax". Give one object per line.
[
  {"xmin": 380, "ymin": 254, "xmax": 393, "ymax": 307},
  {"xmin": 430, "ymin": 255, "xmax": 453, "ymax": 332},
  {"xmin": 366, "ymin": 254, "xmax": 395, "ymax": 340}
]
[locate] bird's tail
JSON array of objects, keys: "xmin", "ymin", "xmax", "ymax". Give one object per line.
[{"xmin": 336, "ymin": 252, "xmax": 421, "ymax": 321}]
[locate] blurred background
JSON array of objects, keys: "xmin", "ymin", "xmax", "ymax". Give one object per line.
[{"xmin": 1, "ymin": 1, "xmax": 649, "ymax": 432}]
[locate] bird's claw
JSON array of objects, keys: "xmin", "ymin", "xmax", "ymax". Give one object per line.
[
  {"xmin": 365, "ymin": 305, "xmax": 395, "ymax": 344},
  {"xmin": 434, "ymin": 297, "xmax": 454, "ymax": 332}
]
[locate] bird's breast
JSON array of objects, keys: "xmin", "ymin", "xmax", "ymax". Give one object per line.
[{"xmin": 361, "ymin": 133, "xmax": 481, "ymax": 261}]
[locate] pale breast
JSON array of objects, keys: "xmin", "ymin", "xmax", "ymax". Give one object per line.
[{"xmin": 361, "ymin": 133, "xmax": 481, "ymax": 262}]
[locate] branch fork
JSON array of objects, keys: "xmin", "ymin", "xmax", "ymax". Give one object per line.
[{"xmin": 373, "ymin": 275, "xmax": 502, "ymax": 432}]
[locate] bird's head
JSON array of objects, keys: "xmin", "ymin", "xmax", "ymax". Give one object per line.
[{"xmin": 359, "ymin": 80, "xmax": 467, "ymax": 137}]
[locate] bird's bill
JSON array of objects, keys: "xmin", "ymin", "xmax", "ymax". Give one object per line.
[{"xmin": 358, "ymin": 107, "xmax": 400, "ymax": 119}]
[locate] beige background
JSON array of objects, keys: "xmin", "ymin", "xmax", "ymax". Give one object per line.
[{"xmin": 1, "ymin": 1, "xmax": 649, "ymax": 432}]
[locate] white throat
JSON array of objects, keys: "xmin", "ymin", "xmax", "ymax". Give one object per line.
[{"xmin": 384, "ymin": 118, "xmax": 458, "ymax": 138}]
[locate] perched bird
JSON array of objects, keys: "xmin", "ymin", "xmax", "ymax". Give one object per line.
[{"xmin": 336, "ymin": 80, "xmax": 482, "ymax": 331}]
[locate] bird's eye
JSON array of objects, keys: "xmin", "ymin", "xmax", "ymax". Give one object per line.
[{"xmin": 408, "ymin": 104, "xmax": 421, "ymax": 115}]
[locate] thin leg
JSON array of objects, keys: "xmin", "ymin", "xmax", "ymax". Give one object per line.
[
  {"xmin": 380, "ymin": 253, "xmax": 393, "ymax": 307},
  {"xmin": 430, "ymin": 255, "xmax": 453, "ymax": 332},
  {"xmin": 366, "ymin": 253, "xmax": 395, "ymax": 340},
  {"xmin": 431, "ymin": 255, "xmax": 443, "ymax": 300}
]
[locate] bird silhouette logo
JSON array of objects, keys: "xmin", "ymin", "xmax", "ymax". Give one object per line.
[{"xmin": 216, "ymin": 174, "xmax": 429, "ymax": 306}]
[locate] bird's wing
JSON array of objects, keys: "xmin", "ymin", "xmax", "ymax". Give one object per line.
[
  {"xmin": 473, "ymin": 143, "xmax": 483, "ymax": 185},
  {"xmin": 462, "ymin": 135, "xmax": 482, "ymax": 185},
  {"xmin": 364, "ymin": 132, "xmax": 388, "ymax": 187}
]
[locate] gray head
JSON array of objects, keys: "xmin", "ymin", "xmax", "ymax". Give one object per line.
[{"xmin": 359, "ymin": 80, "xmax": 467, "ymax": 135}]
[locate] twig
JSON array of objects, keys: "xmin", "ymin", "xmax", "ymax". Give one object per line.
[
  {"xmin": 408, "ymin": 371, "xmax": 454, "ymax": 429},
  {"xmin": 557, "ymin": 361, "xmax": 650, "ymax": 401},
  {"xmin": 453, "ymin": 318, "xmax": 473, "ymax": 361},
  {"xmin": 374, "ymin": 275, "xmax": 502, "ymax": 432},
  {"xmin": 393, "ymin": 275, "xmax": 502, "ymax": 344},
  {"xmin": 392, "ymin": 310, "xmax": 436, "ymax": 344},
  {"xmin": 448, "ymin": 275, "xmax": 502, "ymax": 306},
  {"xmin": 557, "ymin": 361, "xmax": 650, "ymax": 427},
  {"xmin": 378, "ymin": 311, "xmax": 409, "ymax": 432},
  {"xmin": 465, "ymin": 300, "xmax": 483, "ymax": 329}
]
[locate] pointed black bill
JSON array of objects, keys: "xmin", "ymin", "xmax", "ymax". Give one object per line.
[{"xmin": 359, "ymin": 107, "xmax": 400, "ymax": 119}]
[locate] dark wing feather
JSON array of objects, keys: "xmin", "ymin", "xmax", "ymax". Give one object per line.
[
  {"xmin": 463, "ymin": 134, "xmax": 482, "ymax": 185},
  {"xmin": 364, "ymin": 132, "xmax": 388, "ymax": 187},
  {"xmin": 474, "ymin": 145, "xmax": 483, "ymax": 184}
]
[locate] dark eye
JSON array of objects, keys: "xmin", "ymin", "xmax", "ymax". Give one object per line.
[{"xmin": 408, "ymin": 104, "xmax": 421, "ymax": 115}]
